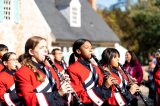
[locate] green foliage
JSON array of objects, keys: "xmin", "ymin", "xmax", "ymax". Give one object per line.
[{"xmin": 98, "ymin": 1, "xmax": 160, "ymax": 64}]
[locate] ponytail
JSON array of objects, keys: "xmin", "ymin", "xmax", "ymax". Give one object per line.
[
  {"xmin": 22, "ymin": 56, "xmax": 44, "ymax": 82},
  {"xmin": 69, "ymin": 53, "xmax": 78, "ymax": 65}
]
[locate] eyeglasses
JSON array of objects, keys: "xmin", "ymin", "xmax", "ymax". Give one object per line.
[{"xmin": 8, "ymin": 59, "xmax": 18, "ymax": 62}]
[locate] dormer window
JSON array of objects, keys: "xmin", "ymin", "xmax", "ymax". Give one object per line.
[
  {"xmin": 0, "ymin": 0, "xmax": 19, "ymax": 23},
  {"xmin": 4, "ymin": 0, "xmax": 11, "ymax": 21}
]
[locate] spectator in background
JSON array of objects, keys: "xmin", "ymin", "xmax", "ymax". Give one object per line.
[
  {"xmin": 149, "ymin": 52, "xmax": 157, "ymax": 66},
  {"xmin": 143, "ymin": 52, "xmax": 157, "ymax": 101},
  {"xmin": 0, "ymin": 44, "xmax": 8, "ymax": 72},
  {"xmin": 153, "ymin": 49, "xmax": 160, "ymax": 106},
  {"xmin": 123, "ymin": 50, "xmax": 143, "ymax": 85}
]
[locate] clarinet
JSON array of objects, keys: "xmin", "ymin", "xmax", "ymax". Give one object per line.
[
  {"xmin": 118, "ymin": 63, "xmax": 149, "ymax": 106},
  {"xmin": 45, "ymin": 56, "xmax": 84, "ymax": 106},
  {"xmin": 91, "ymin": 54, "xmax": 133, "ymax": 106}
]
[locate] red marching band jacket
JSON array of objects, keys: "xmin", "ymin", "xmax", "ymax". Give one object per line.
[
  {"xmin": 0, "ymin": 69, "xmax": 22, "ymax": 106},
  {"xmin": 67, "ymin": 59, "xmax": 111, "ymax": 106},
  {"xmin": 54, "ymin": 61, "xmax": 66, "ymax": 74},
  {"xmin": 0, "ymin": 62, "xmax": 4, "ymax": 72},
  {"xmin": 154, "ymin": 66, "xmax": 160, "ymax": 95},
  {"xmin": 54, "ymin": 61, "xmax": 72, "ymax": 105},
  {"xmin": 14, "ymin": 64, "xmax": 67, "ymax": 106},
  {"xmin": 154, "ymin": 66, "xmax": 160, "ymax": 106},
  {"xmin": 104, "ymin": 68, "xmax": 129, "ymax": 106}
]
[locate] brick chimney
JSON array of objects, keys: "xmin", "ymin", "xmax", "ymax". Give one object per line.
[{"xmin": 88, "ymin": 0, "xmax": 97, "ymax": 11}]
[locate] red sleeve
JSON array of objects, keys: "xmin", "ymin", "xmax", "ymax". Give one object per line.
[
  {"xmin": 0, "ymin": 63, "xmax": 4, "ymax": 72},
  {"xmin": 67, "ymin": 64, "xmax": 107, "ymax": 104},
  {"xmin": 15, "ymin": 66, "xmax": 66, "ymax": 106},
  {"xmin": 48, "ymin": 66, "xmax": 60, "ymax": 89},
  {"xmin": 0, "ymin": 79, "xmax": 6, "ymax": 102},
  {"xmin": 154, "ymin": 68, "xmax": 160, "ymax": 94},
  {"xmin": 15, "ymin": 68, "xmax": 38, "ymax": 106},
  {"xmin": 67, "ymin": 66, "xmax": 92, "ymax": 103}
]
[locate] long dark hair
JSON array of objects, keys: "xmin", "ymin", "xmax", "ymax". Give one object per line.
[
  {"xmin": 2, "ymin": 52, "xmax": 16, "ymax": 62},
  {"xmin": 0, "ymin": 44, "xmax": 8, "ymax": 51},
  {"xmin": 124, "ymin": 50, "xmax": 139, "ymax": 67},
  {"xmin": 2, "ymin": 52, "xmax": 16, "ymax": 71},
  {"xmin": 101, "ymin": 48, "xmax": 120, "ymax": 66},
  {"xmin": 69, "ymin": 39, "xmax": 91, "ymax": 65}
]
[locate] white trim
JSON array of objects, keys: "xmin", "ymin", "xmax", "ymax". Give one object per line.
[
  {"xmin": 10, "ymin": 84, "xmax": 15, "ymax": 91},
  {"xmin": 118, "ymin": 72, "xmax": 123, "ymax": 88},
  {"xmin": 47, "ymin": 88, "xmax": 52, "ymax": 92},
  {"xmin": 67, "ymin": 93, "xmax": 72, "ymax": 106},
  {"xmin": 36, "ymin": 77, "xmax": 50, "ymax": 92},
  {"xmin": 86, "ymin": 81, "xmax": 95, "ymax": 91},
  {"xmin": 84, "ymin": 71, "xmax": 95, "ymax": 91},
  {"xmin": 4, "ymin": 93, "xmax": 15, "ymax": 106},
  {"xmin": 84, "ymin": 72, "xmax": 92, "ymax": 85},
  {"xmin": 36, "ymin": 93, "xmax": 48, "ymax": 106},
  {"xmin": 44, "ymin": 67, "xmax": 55, "ymax": 88},
  {"xmin": 114, "ymin": 92, "xmax": 126, "ymax": 106},
  {"xmin": 60, "ymin": 69, "xmax": 65, "ymax": 75},
  {"xmin": 87, "ymin": 89, "xmax": 103, "ymax": 106}
]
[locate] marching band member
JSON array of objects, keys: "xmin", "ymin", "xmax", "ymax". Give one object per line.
[
  {"xmin": 0, "ymin": 52, "xmax": 22, "ymax": 106},
  {"xmin": 51, "ymin": 48, "xmax": 67, "ymax": 73},
  {"xmin": 14, "ymin": 36, "xmax": 73, "ymax": 106},
  {"xmin": 67, "ymin": 39, "xmax": 116, "ymax": 106},
  {"xmin": 0, "ymin": 44, "xmax": 8, "ymax": 72},
  {"xmin": 153, "ymin": 49, "xmax": 160, "ymax": 106},
  {"xmin": 100, "ymin": 48, "xmax": 139, "ymax": 106}
]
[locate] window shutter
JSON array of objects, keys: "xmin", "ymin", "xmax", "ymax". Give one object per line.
[{"xmin": 0, "ymin": 0, "xmax": 4, "ymax": 22}]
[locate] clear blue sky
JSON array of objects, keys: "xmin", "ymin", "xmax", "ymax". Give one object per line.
[
  {"xmin": 96, "ymin": 0, "xmax": 138, "ymax": 8},
  {"xmin": 96, "ymin": 0, "xmax": 118, "ymax": 8}
]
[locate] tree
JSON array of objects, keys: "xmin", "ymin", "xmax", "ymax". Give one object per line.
[{"xmin": 97, "ymin": 1, "xmax": 160, "ymax": 64}]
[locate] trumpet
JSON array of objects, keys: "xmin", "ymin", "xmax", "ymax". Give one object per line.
[
  {"xmin": 45, "ymin": 56, "xmax": 84, "ymax": 106},
  {"xmin": 118, "ymin": 63, "xmax": 149, "ymax": 106}
]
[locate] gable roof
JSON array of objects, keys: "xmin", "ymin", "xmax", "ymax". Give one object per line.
[{"xmin": 35, "ymin": 0, "xmax": 120, "ymax": 46}]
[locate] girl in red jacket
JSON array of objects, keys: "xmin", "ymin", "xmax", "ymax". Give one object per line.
[
  {"xmin": 14, "ymin": 36, "xmax": 73, "ymax": 106},
  {"xmin": 100, "ymin": 48, "xmax": 139, "ymax": 106},
  {"xmin": 0, "ymin": 52, "xmax": 22, "ymax": 106},
  {"xmin": 67, "ymin": 39, "xmax": 117, "ymax": 106}
]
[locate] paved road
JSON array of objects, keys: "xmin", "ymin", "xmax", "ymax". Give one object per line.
[{"xmin": 138, "ymin": 85, "xmax": 154, "ymax": 106}]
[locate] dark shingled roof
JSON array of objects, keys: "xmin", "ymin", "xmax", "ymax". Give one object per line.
[{"xmin": 35, "ymin": 0, "xmax": 120, "ymax": 46}]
